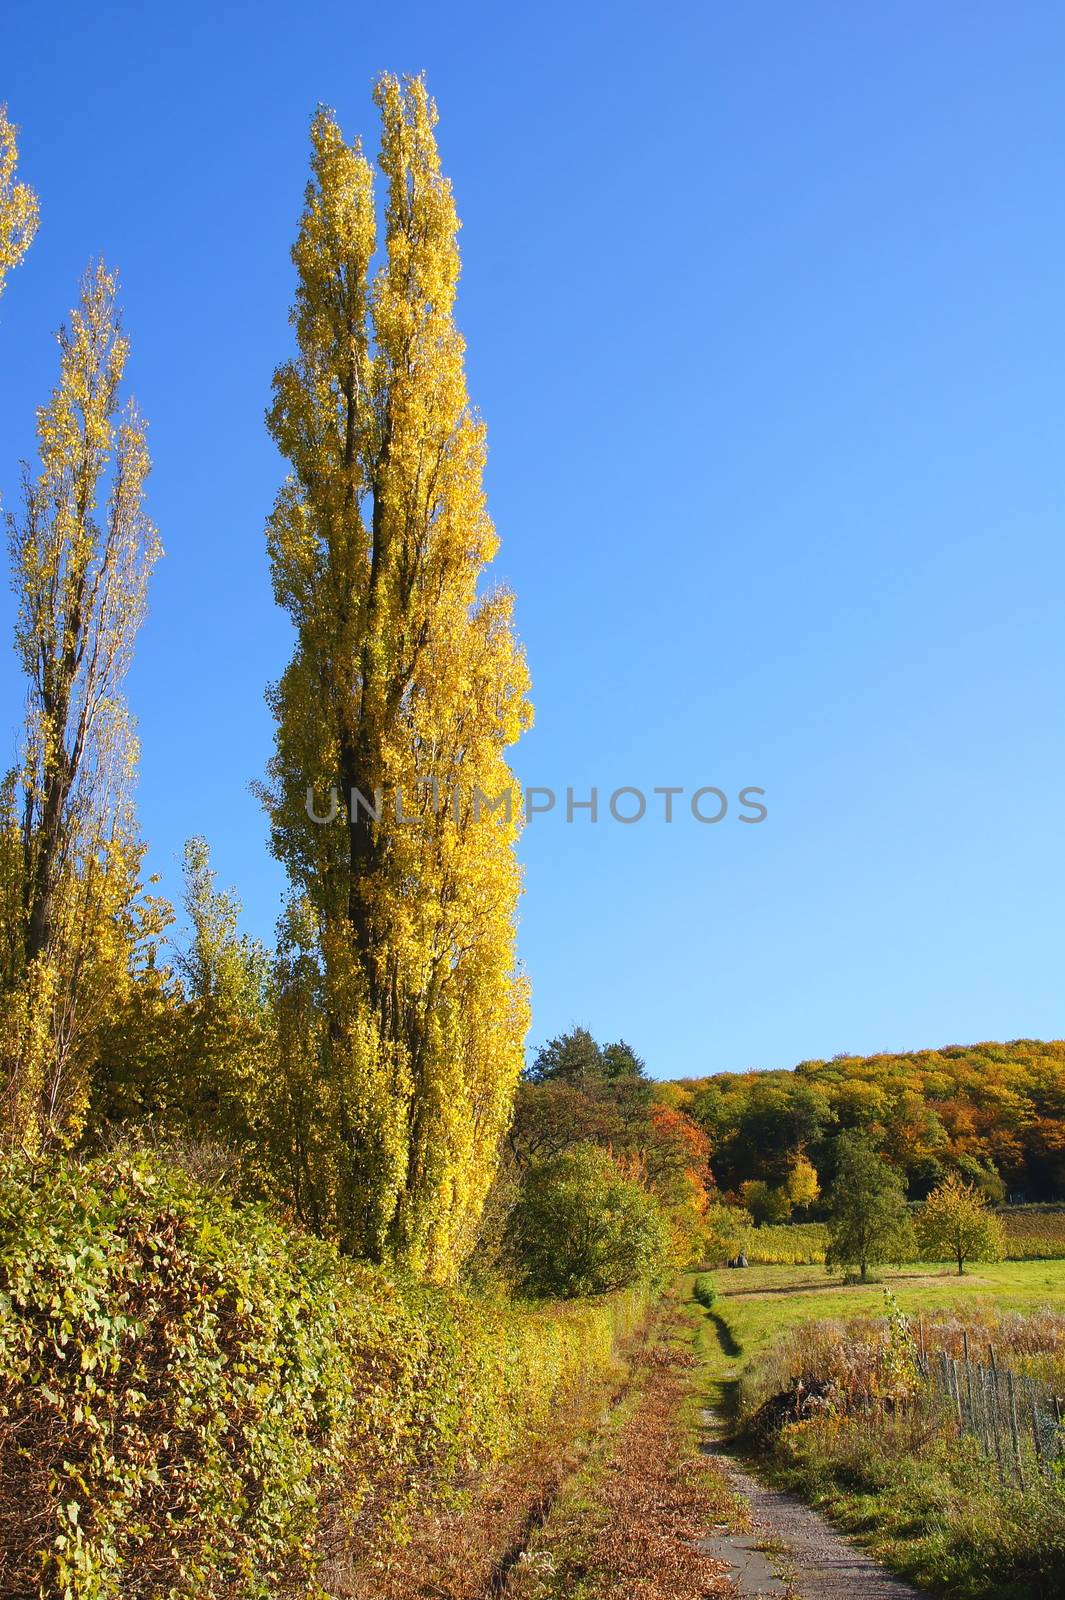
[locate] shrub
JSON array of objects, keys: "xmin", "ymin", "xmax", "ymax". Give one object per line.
[
  {"xmin": 508, "ymin": 1144, "xmax": 669, "ymax": 1298},
  {"xmin": 693, "ymin": 1273, "xmax": 717, "ymax": 1309},
  {"xmin": 785, "ymin": 1153, "xmax": 821, "ymax": 1211},
  {"xmin": 0, "ymin": 1151, "xmax": 646, "ymax": 1598},
  {"xmin": 703, "ymin": 1201, "xmax": 750, "ymax": 1262}
]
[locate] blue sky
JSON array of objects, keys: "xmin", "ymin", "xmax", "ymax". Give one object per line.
[{"xmin": 2, "ymin": 2, "xmax": 1063, "ymax": 1079}]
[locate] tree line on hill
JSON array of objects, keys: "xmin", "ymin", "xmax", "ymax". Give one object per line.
[
  {"xmin": 493, "ymin": 1026, "xmax": 1009, "ymax": 1284},
  {"xmin": 506, "ymin": 1028, "xmax": 1065, "ymax": 1265},
  {"xmin": 662, "ymin": 1039, "xmax": 1065, "ymax": 1206}
]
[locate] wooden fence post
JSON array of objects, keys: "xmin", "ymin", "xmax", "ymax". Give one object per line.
[
  {"xmin": 1029, "ymin": 1383, "xmax": 1043, "ymax": 1468},
  {"xmin": 950, "ymin": 1358, "xmax": 964, "ymax": 1429},
  {"xmin": 977, "ymin": 1363, "xmax": 990, "ymax": 1455},
  {"xmin": 962, "ymin": 1346, "xmax": 975, "ymax": 1436},
  {"xmin": 1007, "ymin": 1369, "xmax": 1026, "ymax": 1489},
  {"xmin": 990, "ymin": 1368, "xmax": 1005, "ymax": 1481}
]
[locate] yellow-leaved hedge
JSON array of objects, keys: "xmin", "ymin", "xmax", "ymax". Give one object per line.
[{"xmin": 0, "ymin": 1152, "xmax": 645, "ymax": 1598}]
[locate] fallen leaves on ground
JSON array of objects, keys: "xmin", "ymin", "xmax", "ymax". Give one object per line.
[{"xmin": 507, "ymin": 1312, "xmax": 741, "ymax": 1599}]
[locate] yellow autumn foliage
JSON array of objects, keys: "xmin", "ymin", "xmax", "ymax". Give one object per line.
[
  {"xmin": 1, "ymin": 266, "xmax": 163, "ymax": 1152},
  {"xmin": 0, "ymin": 105, "xmax": 37, "ymax": 297},
  {"xmin": 263, "ymin": 77, "xmax": 532, "ymax": 1280}
]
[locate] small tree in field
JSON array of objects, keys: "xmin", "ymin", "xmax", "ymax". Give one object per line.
[
  {"xmin": 827, "ymin": 1133, "xmax": 914, "ymax": 1283},
  {"xmin": 917, "ymin": 1173, "xmax": 1005, "ymax": 1275}
]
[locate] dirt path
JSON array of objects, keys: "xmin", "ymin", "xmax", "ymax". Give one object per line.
[
  {"xmin": 491, "ymin": 1294, "xmax": 932, "ymax": 1600},
  {"xmin": 498, "ymin": 1311, "xmax": 741, "ymax": 1599},
  {"xmin": 699, "ymin": 1410, "xmax": 930, "ymax": 1600}
]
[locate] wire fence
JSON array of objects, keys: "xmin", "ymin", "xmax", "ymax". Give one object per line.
[{"xmin": 916, "ymin": 1329, "xmax": 1065, "ymax": 1487}]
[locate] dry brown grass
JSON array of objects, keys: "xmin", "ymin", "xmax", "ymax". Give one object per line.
[{"xmin": 573, "ymin": 1348, "xmax": 735, "ymax": 1597}]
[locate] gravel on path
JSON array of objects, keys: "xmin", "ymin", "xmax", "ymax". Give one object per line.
[{"xmin": 698, "ymin": 1411, "xmax": 931, "ymax": 1600}]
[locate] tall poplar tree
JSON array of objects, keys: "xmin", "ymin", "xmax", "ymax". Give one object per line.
[
  {"xmin": 264, "ymin": 77, "xmax": 531, "ymax": 1278},
  {"xmin": 1, "ymin": 265, "xmax": 161, "ymax": 1151}
]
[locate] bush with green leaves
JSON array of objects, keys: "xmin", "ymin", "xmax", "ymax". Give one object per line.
[
  {"xmin": 0, "ymin": 1152, "xmax": 646, "ymax": 1598},
  {"xmin": 507, "ymin": 1143, "xmax": 669, "ymax": 1298},
  {"xmin": 693, "ymin": 1273, "xmax": 717, "ymax": 1309},
  {"xmin": 739, "ymin": 1178, "xmax": 793, "ymax": 1226}
]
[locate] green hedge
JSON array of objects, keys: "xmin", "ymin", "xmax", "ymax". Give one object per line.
[
  {"xmin": 0, "ymin": 1153, "xmax": 645, "ymax": 1598},
  {"xmin": 693, "ymin": 1273, "xmax": 717, "ymax": 1309}
]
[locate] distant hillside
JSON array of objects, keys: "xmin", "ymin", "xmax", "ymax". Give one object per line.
[{"xmin": 661, "ymin": 1039, "xmax": 1065, "ymax": 1202}]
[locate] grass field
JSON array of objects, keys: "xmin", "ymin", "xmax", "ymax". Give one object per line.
[
  {"xmin": 688, "ymin": 1259, "xmax": 1065, "ymax": 1410},
  {"xmin": 685, "ymin": 1262, "xmax": 1065, "ymax": 1598}
]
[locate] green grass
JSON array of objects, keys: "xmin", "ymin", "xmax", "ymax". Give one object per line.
[
  {"xmin": 683, "ymin": 1261, "xmax": 1065, "ymax": 1599},
  {"xmin": 695, "ymin": 1259, "xmax": 1065, "ymax": 1384}
]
